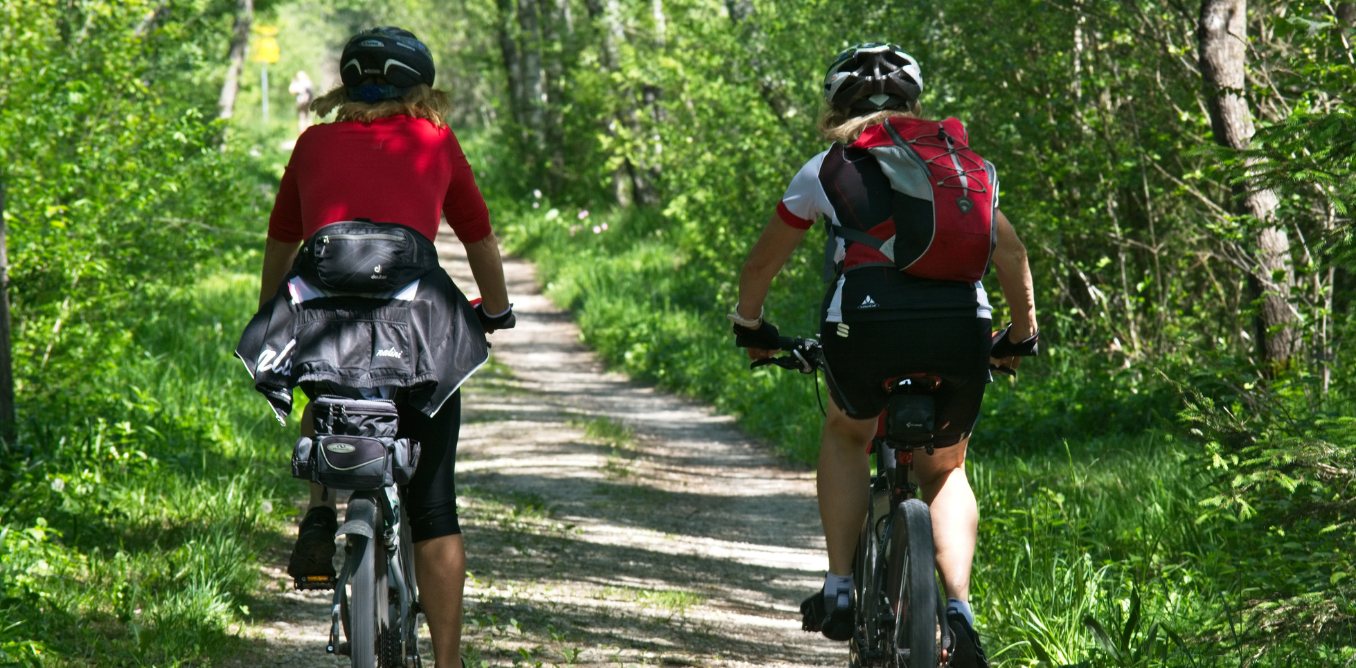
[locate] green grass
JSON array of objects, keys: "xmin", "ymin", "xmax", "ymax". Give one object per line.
[{"xmin": 0, "ymin": 256, "xmax": 300, "ymax": 666}]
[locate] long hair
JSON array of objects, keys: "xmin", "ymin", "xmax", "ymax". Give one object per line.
[
  {"xmin": 310, "ymin": 83, "xmax": 453, "ymax": 127},
  {"xmin": 817, "ymin": 101, "xmax": 924, "ymax": 144}
]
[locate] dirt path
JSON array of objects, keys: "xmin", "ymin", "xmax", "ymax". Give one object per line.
[{"xmin": 238, "ymin": 234, "xmax": 839, "ymax": 667}]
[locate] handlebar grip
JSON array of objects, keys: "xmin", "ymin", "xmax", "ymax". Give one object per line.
[{"xmin": 775, "ymin": 336, "xmax": 798, "ymax": 350}]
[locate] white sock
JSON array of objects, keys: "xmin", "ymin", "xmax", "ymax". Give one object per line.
[
  {"xmin": 947, "ymin": 598, "xmax": 974, "ymax": 627},
  {"xmin": 823, "ymin": 572, "xmax": 853, "ymax": 610}
]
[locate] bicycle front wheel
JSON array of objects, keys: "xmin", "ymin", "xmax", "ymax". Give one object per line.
[{"xmin": 886, "ymin": 498, "xmax": 938, "ymax": 668}]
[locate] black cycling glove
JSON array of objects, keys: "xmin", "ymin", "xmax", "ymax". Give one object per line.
[
  {"xmin": 732, "ymin": 321, "xmax": 781, "ymax": 350},
  {"xmin": 990, "ymin": 324, "xmax": 1039, "ymax": 358},
  {"xmin": 475, "ymin": 303, "xmax": 517, "ymax": 333}
]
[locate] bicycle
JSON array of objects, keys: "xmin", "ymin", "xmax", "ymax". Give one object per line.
[
  {"xmin": 755, "ymin": 336, "xmax": 950, "ymax": 668},
  {"xmin": 290, "ymin": 395, "xmax": 425, "ymax": 668}
]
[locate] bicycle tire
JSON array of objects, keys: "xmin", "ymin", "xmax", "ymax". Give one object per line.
[
  {"xmin": 886, "ymin": 498, "xmax": 938, "ymax": 668},
  {"xmin": 346, "ymin": 499, "xmax": 388, "ymax": 668},
  {"xmin": 849, "ymin": 516, "xmax": 874, "ymax": 668}
]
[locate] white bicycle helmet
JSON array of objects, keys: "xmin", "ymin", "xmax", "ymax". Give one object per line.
[{"xmin": 824, "ymin": 43, "xmax": 922, "ymax": 112}]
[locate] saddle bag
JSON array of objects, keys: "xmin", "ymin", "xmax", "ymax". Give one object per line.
[
  {"xmin": 290, "ymin": 396, "xmax": 422, "ymax": 490},
  {"xmin": 296, "ymin": 220, "xmax": 439, "ymax": 293},
  {"xmin": 311, "ymin": 395, "xmax": 400, "ymax": 438},
  {"xmin": 883, "ymin": 394, "xmax": 935, "ymax": 448}
]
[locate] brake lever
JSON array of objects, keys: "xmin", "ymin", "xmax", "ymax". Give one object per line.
[{"xmin": 989, "ymin": 364, "xmax": 1017, "ymax": 377}]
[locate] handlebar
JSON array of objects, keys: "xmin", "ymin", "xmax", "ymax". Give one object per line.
[{"xmin": 749, "ymin": 336, "xmax": 823, "ymax": 374}]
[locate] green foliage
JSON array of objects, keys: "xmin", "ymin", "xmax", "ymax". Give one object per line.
[
  {"xmin": 0, "ymin": 0, "xmax": 265, "ymax": 403},
  {"xmin": 0, "ymin": 1, "xmax": 287, "ymax": 663},
  {"xmin": 0, "ymin": 264, "xmax": 298, "ymax": 665}
]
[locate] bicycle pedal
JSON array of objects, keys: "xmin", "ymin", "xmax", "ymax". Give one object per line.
[{"xmin": 293, "ymin": 574, "xmax": 337, "ymax": 590}]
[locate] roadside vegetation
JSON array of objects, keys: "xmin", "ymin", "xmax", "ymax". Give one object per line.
[{"xmin": 1, "ymin": 0, "xmax": 1353, "ymax": 666}]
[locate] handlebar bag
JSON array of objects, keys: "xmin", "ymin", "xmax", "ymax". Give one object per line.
[
  {"xmin": 314, "ymin": 435, "xmax": 391, "ymax": 490},
  {"xmin": 311, "ymin": 395, "xmax": 399, "ymax": 439},
  {"xmin": 296, "ymin": 220, "xmax": 439, "ymax": 293}
]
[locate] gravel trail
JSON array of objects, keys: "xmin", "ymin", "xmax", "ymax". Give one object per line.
[{"xmin": 234, "ymin": 232, "xmax": 839, "ymax": 668}]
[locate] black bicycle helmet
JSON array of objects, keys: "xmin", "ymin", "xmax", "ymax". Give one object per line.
[
  {"xmin": 340, "ymin": 27, "xmax": 435, "ymax": 102},
  {"xmin": 823, "ymin": 43, "xmax": 922, "ymax": 112}
]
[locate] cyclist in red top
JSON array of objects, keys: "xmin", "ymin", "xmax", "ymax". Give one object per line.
[
  {"xmin": 256, "ymin": 28, "xmax": 511, "ymax": 668},
  {"xmin": 729, "ymin": 44, "xmax": 1039, "ymax": 668}
]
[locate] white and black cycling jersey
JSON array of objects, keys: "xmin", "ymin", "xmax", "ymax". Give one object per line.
[{"xmin": 777, "ymin": 145, "xmax": 994, "ymax": 324}]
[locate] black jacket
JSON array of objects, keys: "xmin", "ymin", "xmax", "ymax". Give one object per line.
[{"xmin": 236, "ymin": 265, "xmax": 488, "ymax": 422}]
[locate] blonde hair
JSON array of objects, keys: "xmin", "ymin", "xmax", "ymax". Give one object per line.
[
  {"xmin": 311, "ymin": 83, "xmax": 453, "ymax": 127},
  {"xmin": 817, "ymin": 102, "xmax": 924, "ymax": 144}
]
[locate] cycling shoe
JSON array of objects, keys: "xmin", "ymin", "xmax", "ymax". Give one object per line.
[
  {"xmin": 946, "ymin": 610, "xmax": 989, "ymax": 668},
  {"xmin": 800, "ymin": 591, "xmax": 854, "ymax": 642},
  {"xmin": 287, "ymin": 506, "xmax": 338, "ymax": 579}
]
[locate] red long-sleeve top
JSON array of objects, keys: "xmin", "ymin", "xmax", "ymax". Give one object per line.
[{"xmin": 268, "ymin": 115, "xmax": 492, "ymax": 244}]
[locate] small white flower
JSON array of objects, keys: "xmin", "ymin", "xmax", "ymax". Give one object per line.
[
  {"xmin": 50, "ymin": 478, "xmax": 65, "ymax": 492},
  {"xmin": 592, "ymin": 225, "xmax": 601, "ymax": 234},
  {"xmin": 578, "ymin": 210, "xmax": 590, "ymax": 220},
  {"xmin": 533, "ymin": 202, "xmax": 540, "ymax": 209},
  {"xmin": 601, "ymin": 223, "xmax": 609, "ymax": 231},
  {"xmin": 261, "ymin": 501, "xmax": 274, "ymax": 514},
  {"xmin": 533, "ymin": 189, "xmax": 542, "ymax": 199},
  {"xmin": 545, "ymin": 208, "xmax": 560, "ymax": 220}
]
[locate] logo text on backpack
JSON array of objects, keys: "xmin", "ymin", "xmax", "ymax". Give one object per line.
[{"xmin": 376, "ymin": 347, "xmax": 403, "ymax": 358}]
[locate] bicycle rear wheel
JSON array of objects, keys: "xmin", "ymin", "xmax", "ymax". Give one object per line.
[
  {"xmin": 886, "ymin": 499, "xmax": 938, "ymax": 668},
  {"xmin": 346, "ymin": 499, "xmax": 390, "ymax": 668},
  {"xmin": 849, "ymin": 516, "xmax": 874, "ymax": 668}
]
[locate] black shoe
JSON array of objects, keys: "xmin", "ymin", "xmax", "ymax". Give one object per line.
[
  {"xmin": 947, "ymin": 611, "xmax": 989, "ymax": 668},
  {"xmin": 800, "ymin": 591, "xmax": 854, "ymax": 642},
  {"xmin": 287, "ymin": 506, "xmax": 338, "ymax": 579}
]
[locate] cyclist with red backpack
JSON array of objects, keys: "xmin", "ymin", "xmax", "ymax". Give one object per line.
[{"xmin": 729, "ymin": 44, "xmax": 1039, "ymax": 667}]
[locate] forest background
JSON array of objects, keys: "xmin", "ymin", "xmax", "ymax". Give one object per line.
[{"xmin": 0, "ymin": 0, "xmax": 1353, "ymax": 665}]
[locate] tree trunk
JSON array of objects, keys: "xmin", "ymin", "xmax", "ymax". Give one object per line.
[
  {"xmin": 584, "ymin": 0, "xmax": 633, "ymax": 205},
  {"xmin": 217, "ymin": 0, "xmax": 253, "ymax": 120},
  {"xmin": 543, "ymin": 0, "xmax": 570, "ymax": 189},
  {"xmin": 1198, "ymin": 0, "xmax": 1296, "ymax": 365},
  {"xmin": 496, "ymin": 0, "xmax": 525, "ymax": 126},
  {"xmin": 517, "ymin": 0, "xmax": 547, "ymax": 151},
  {"xmin": 0, "ymin": 173, "xmax": 16, "ymax": 445},
  {"xmin": 652, "ymin": 0, "xmax": 667, "ymax": 48}
]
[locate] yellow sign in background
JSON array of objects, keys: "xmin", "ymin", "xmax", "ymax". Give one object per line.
[{"xmin": 252, "ymin": 25, "xmax": 279, "ymax": 64}]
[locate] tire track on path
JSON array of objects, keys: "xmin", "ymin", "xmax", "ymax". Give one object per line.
[{"xmin": 237, "ymin": 233, "xmax": 839, "ymax": 667}]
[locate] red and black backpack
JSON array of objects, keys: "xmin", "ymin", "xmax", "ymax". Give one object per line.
[{"xmin": 832, "ymin": 117, "xmax": 997, "ymax": 283}]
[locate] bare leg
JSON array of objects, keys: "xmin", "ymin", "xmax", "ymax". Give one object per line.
[
  {"xmin": 912, "ymin": 439, "xmax": 977, "ymax": 601},
  {"xmin": 414, "ymin": 534, "xmax": 466, "ymax": 668},
  {"xmin": 817, "ymin": 399, "xmax": 879, "ymax": 575}
]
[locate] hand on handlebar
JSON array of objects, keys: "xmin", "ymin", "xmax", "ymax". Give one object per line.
[
  {"xmin": 989, "ymin": 323, "xmax": 1039, "ymax": 377},
  {"xmin": 732, "ymin": 320, "xmax": 781, "ymax": 352}
]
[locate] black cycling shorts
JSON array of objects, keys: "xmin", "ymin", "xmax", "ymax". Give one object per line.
[
  {"xmin": 396, "ymin": 392, "xmax": 463, "ymax": 543},
  {"xmin": 820, "ymin": 317, "xmax": 991, "ymax": 447}
]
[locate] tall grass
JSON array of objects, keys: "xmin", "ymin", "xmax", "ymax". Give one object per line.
[{"xmin": 0, "ymin": 254, "xmax": 299, "ymax": 666}]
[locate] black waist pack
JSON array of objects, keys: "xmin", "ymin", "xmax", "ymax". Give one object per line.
[
  {"xmin": 291, "ymin": 396, "xmax": 421, "ymax": 489},
  {"xmin": 296, "ymin": 220, "xmax": 439, "ymax": 293}
]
